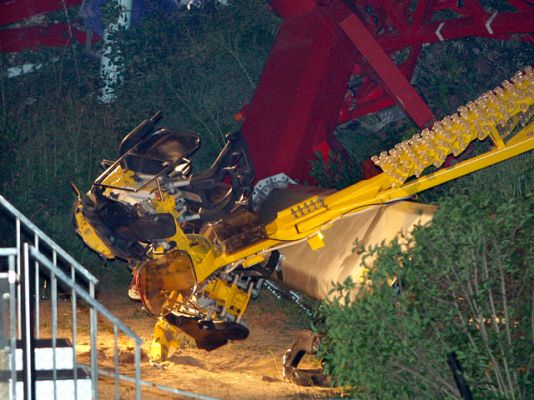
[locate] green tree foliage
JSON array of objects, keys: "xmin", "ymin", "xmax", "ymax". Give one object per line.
[
  {"xmin": 317, "ymin": 155, "xmax": 534, "ymax": 399},
  {"xmin": 112, "ymin": 0, "xmax": 278, "ymax": 164}
]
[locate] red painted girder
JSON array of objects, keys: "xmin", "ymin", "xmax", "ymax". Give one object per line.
[
  {"xmin": 337, "ymin": 45, "xmax": 422, "ymax": 125},
  {"xmin": 506, "ymin": 0, "xmax": 534, "ymax": 12},
  {"xmin": 269, "ymin": 0, "xmax": 314, "ymax": 18},
  {"xmin": 381, "ymin": 0, "xmax": 412, "ymax": 33},
  {"xmin": 241, "ymin": 8, "xmax": 357, "ymax": 181},
  {"xmin": 312, "ymin": 132, "xmax": 349, "ymax": 164},
  {"xmin": 335, "ymin": 5, "xmax": 534, "ymax": 125},
  {"xmin": 355, "ymin": 77, "xmax": 383, "ymax": 104},
  {"xmin": 399, "ymin": 46, "xmax": 422, "ymax": 78},
  {"xmin": 339, "ymin": 13, "xmax": 434, "ymax": 128},
  {"xmin": 0, "ymin": 0, "xmax": 82, "ymax": 26},
  {"xmin": 461, "ymin": 0, "xmax": 488, "ymax": 22},
  {"xmin": 245, "ymin": 0, "xmax": 534, "ymax": 181},
  {"xmin": 379, "ymin": 12, "xmax": 534, "ymax": 50},
  {"xmin": 411, "ymin": 0, "xmax": 433, "ymax": 26},
  {"xmin": 0, "ymin": 23, "xmax": 87, "ymax": 52}
]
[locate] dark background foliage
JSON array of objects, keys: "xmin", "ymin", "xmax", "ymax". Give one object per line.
[{"xmin": 0, "ymin": 0, "xmax": 278, "ymax": 279}]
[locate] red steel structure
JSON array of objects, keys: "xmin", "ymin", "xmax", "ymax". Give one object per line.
[
  {"xmin": 0, "ymin": 0, "xmax": 92, "ymax": 52},
  {"xmin": 241, "ymin": 0, "xmax": 534, "ymax": 181},
  {"xmin": 2, "ymin": 0, "xmax": 533, "ymax": 180}
]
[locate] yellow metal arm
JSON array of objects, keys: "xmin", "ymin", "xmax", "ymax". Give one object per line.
[
  {"xmin": 371, "ymin": 67, "xmax": 533, "ymax": 186},
  {"xmin": 142, "ymin": 67, "xmax": 533, "ymax": 360},
  {"xmin": 197, "ymin": 67, "xmax": 534, "ymax": 278}
]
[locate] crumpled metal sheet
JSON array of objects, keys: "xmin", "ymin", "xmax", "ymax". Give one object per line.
[{"xmin": 278, "ymin": 201, "xmax": 436, "ymax": 301}]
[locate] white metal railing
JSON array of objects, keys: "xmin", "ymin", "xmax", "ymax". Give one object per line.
[
  {"xmin": 0, "ymin": 248, "xmax": 18, "ymax": 400},
  {"xmin": 0, "ymin": 194, "xmax": 142, "ymax": 400},
  {"xmin": 0, "ymin": 194, "xmax": 219, "ymax": 400}
]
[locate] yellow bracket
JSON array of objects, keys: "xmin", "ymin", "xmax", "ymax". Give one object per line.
[
  {"xmin": 204, "ymin": 278, "xmax": 252, "ymax": 319},
  {"xmin": 101, "ymin": 165, "xmax": 137, "ymax": 190},
  {"xmin": 242, "ymin": 254, "xmax": 265, "ymax": 268},
  {"xmin": 150, "ymin": 317, "xmax": 182, "ymax": 362},
  {"xmin": 307, "ymin": 232, "xmax": 325, "ymax": 250}
]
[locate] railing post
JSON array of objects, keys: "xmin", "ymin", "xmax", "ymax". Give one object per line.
[
  {"xmin": 135, "ymin": 341, "xmax": 141, "ymax": 400},
  {"xmin": 1, "ymin": 195, "xmax": 154, "ymax": 400},
  {"xmin": 8, "ymin": 255, "xmax": 17, "ymax": 400},
  {"xmin": 89, "ymin": 281, "xmax": 99, "ymax": 400},
  {"xmin": 22, "ymin": 243, "xmax": 36, "ymax": 400},
  {"xmin": 71, "ymin": 264, "xmax": 78, "ymax": 400},
  {"xmin": 113, "ymin": 325, "xmax": 119, "ymax": 399},
  {"xmin": 16, "ymin": 218, "xmax": 21, "ymax": 339},
  {"xmin": 51, "ymin": 249, "xmax": 58, "ymax": 400},
  {"xmin": 0, "ymin": 256, "xmax": 17, "ymax": 400},
  {"xmin": 0, "ymin": 276, "xmax": 8, "ymax": 400},
  {"xmin": 34, "ymin": 234, "xmax": 40, "ymax": 340}
]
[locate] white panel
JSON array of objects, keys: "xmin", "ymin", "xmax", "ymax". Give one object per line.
[
  {"xmin": 14, "ymin": 347, "xmax": 74, "ymax": 371},
  {"xmin": 13, "ymin": 378, "xmax": 92, "ymax": 400}
]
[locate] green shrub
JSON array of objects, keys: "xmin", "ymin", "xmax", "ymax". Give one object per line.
[{"xmin": 318, "ymin": 170, "xmax": 534, "ymax": 399}]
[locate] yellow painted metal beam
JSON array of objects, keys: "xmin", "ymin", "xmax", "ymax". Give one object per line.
[{"xmin": 194, "ymin": 68, "xmax": 534, "ymax": 280}]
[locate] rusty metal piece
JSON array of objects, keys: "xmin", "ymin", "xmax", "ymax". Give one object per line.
[{"xmin": 282, "ymin": 331, "xmax": 330, "ymax": 387}]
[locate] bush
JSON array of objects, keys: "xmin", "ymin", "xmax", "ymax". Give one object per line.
[{"xmin": 318, "ymin": 163, "xmax": 534, "ymax": 399}]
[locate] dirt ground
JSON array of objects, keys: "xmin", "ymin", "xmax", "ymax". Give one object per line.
[{"xmin": 41, "ymin": 284, "xmax": 342, "ymax": 400}]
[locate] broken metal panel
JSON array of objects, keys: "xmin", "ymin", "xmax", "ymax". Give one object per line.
[{"xmin": 278, "ymin": 201, "xmax": 436, "ymax": 301}]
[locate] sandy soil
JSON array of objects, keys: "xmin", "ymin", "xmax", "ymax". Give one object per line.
[{"xmin": 40, "ymin": 285, "xmax": 342, "ymax": 400}]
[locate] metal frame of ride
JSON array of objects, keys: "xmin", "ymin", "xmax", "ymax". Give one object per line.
[{"xmin": 73, "ymin": 67, "xmax": 534, "ymax": 361}]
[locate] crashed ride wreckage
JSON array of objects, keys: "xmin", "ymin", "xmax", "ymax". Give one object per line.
[{"xmin": 73, "ymin": 68, "xmax": 534, "ymax": 361}]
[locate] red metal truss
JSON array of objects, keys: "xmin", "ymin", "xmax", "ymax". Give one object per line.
[
  {"xmin": 337, "ymin": 0, "xmax": 534, "ymax": 126},
  {"xmin": 241, "ymin": 4, "xmax": 357, "ymax": 182},
  {"xmin": 0, "ymin": 0, "xmax": 90, "ymax": 53},
  {"xmin": 3, "ymin": 0, "xmax": 533, "ymax": 182},
  {"xmin": 0, "ymin": 0, "xmax": 82, "ymax": 25},
  {"xmin": 242, "ymin": 0, "xmax": 534, "ymax": 182},
  {"xmin": 339, "ymin": 12, "xmax": 435, "ymax": 128},
  {"xmin": 0, "ymin": 23, "xmax": 89, "ymax": 52}
]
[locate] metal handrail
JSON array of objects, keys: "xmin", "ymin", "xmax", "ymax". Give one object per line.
[
  {"xmin": 0, "ymin": 195, "xmax": 215, "ymax": 400},
  {"xmin": 1, "ymin": 195, "xmax": 143, "ymax": 399},
  {"xmin": 97, "ymin": 369, "xmax": 218, "ymax": 400},
  {"xmin": 0, "ymin": 249, "xmax": 18, "ymax": 400},
  {"xmin": 30, "ymin": 248, "xmax": 140, "ymax": 343},
  {"xmin": 0, "ymin": 195, "xmax": 98, "ymax": 285},
  {"xmin": 30, "ymin": 247, "xmax": 143, "ymax": 400}
]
